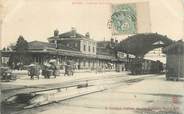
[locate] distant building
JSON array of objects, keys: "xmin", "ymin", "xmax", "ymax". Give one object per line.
[
  {"xmin": 96, "ymin": 38, "xmax": 127, "ymax": 72},
  {"xmin": 144, "ymin": 48, "xmax": 166, "ymax": 64},
  {"xmin": 97, "ymin": 38, "xmax": 117, "ymax": 57}
]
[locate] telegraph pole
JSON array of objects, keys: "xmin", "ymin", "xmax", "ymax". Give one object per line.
[
  {"xmin": 183, "ymin": 0, "xmax": 184, "ymax": 39},
  {"xmin": 0, "ymin": 3, "xmax": 3, "ymax": 66},
  {"xmin": 181, "ymin": 0, "xmax": 184, "ymax": 39},
  {"xmin": 0, "ymin": 19, "xmax": 2, "ymax": 66}
]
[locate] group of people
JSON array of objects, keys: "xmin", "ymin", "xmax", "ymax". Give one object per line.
[
  {"xmin": 64, "ymin": 61, "xmax": 74, "ymax": 76},
  {"xmin": 10, "ymin": 62, "xmax": 24, "ymax": 70},
  {"xmin": 27, "ymin": 60, "xmax": 75, "ymax": 79}
]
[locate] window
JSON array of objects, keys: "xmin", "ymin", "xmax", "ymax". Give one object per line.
[
  {"xmin": 93, "ymin": 47, "xmax": 95, "ymax": 52},
  {"xmin": 83, "ymin": 45, "xmax": 86, "ymax": 51},
  {"xmin": 66, "ymin": 43, "xmax": 70, "ymax": 47},
  {"xmin": 88, "ymin": 46, "xmax": 90, "ymax": 52},
  {"xmin": 75, "ymin": 43, "xmax": 78, "ymax": 47},
  {"xmin": 57, "ymin": 40, "xmax": 62, "ymax": 43},
  {"xmin": 50, "ymin": 40, "xmax": 55, "ymax": 43},
  {"xmin": 83, "ymin": 61, "xmax": 86, "ymax": 66}
]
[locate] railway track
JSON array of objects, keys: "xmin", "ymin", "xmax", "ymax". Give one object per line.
[
  {"xmin": 2, "ymin": 74, "xmax": 157, "ymax": 114},
  {"xmin": 1, "ymin": 73, "xmax": 126, "ymax": 99}
]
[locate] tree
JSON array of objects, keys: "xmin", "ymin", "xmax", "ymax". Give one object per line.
[
  {"xmin": 15, "ymin": 35, "xmax": 29, "ymax": 53},
  {"xmin": 8, "ymin": 35, "xmax": 31, "ymax": 67},
  {"xmin": 3, "ymin": 47, "xmax": 6, "ymax": 51}
]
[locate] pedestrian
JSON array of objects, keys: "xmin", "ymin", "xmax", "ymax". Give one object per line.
[
  {"xmin": 12, "ymin": 62, "xmax": 15, "ymax": 70},
  {"xmin": 64, "ymin": 64, "xmax": 69, "ymax": 76}
]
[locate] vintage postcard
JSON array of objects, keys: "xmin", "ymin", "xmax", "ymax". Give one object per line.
[{"xmin": 0, "ymin": 0, "xmax": 184, "ymax": 114}]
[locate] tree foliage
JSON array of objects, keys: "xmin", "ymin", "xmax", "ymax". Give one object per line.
[
  {"xmin": 15, "ymin": 35, "xmax": 29, "ymax": 53},
  {"xmin": 8, "ymin": 35, "xmax": 31, "ymax": 66}
]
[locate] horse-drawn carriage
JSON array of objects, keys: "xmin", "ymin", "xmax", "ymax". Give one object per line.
[
  {"xmin": 28, "ymin": 59, "xmax": 61, "ymax": 79},
  {"xmin": 0, "ymin": 67, "xmax": 16, "ymax": 82},
  {"xmin": 28, "ymin": 64, "xmax": 41, "ymax": 79},
  {"xmin": 42, "ymin": 60, "xmax": 60, "ymax": 78},
  {"xmin": 42, "ymin": 63, "xmax": 56, "ymax": 79},
  {"xmin": 64, "ymin": 61, "xmax": 74, "ymax": 76}
]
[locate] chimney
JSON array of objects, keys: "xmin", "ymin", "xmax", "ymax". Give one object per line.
[
  {"xmin": 85, "ymin": 32, "xmax": 90, "ymax": 38},
  {"xmin": 115, "ymin": 39, "xmax": 118, "ymax": 44},
  {"xmin": 71, "ymin": 27, "xmax": 76, "ymax": 33},
  {"xmin": 71, "ymin": 27, "xmax": 76, "ymax": 38},
  {"xmin": 54, "ymin": 29, "xmax": 59, "ymax": 36},
  {"xmin": 110, "ymin": 38, "xmax": 114, "ymax": 43}
]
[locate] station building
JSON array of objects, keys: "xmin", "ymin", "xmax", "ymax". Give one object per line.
[{"xmin": 1, "ymin": 28, "xmax": 127, "ymax": 71}]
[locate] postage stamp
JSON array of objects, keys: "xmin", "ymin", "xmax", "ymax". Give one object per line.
[{"xmin": 111, "ymin": 4, "xmax": 137, "ymax": 35}]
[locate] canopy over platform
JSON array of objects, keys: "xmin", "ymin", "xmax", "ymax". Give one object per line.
[{"xmin": 117, "ymin": 33, "xmax": 173, "ymax": 57}]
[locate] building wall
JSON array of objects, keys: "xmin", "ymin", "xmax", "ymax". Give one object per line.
[
  {"xmin": 166, "ymin": 54, "xmax": 184, "ymax": 78},
  {"xmin": 80, "ymin": 39, "xmax": 96, "ymax": 55},
  {"xmin": 57, "ymin": 39, "xmax": 80, "ymax": 51},
  {"xmin": 97, "ymin": 48, "xmax": 115, "ymax": 56},
  {"xmin": 96, "ymin": 40, "xmax": 117, "ymax": 57}
]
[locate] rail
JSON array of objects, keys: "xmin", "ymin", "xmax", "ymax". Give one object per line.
[{"xmin": 3, "ymin": 74, "xmax": 157, "ymax": 109}]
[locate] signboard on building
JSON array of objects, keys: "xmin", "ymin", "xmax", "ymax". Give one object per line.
[{"xmin": 117, "ymin": 51, "xmax": 127, "ymax": 59}]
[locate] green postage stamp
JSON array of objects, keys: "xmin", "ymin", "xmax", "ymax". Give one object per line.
[{"xmin": 111, "ymin": 4, "xmax": 137, "ymax": 35}]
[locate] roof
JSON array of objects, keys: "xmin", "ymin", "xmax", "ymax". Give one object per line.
[
  {"xmin": 22, "ymin": 48, "xmax": 116, "ymax": 60},
  {"xmin": 59, "ymin": 31, "xmax": 85, "ymax": 38},
  {"xmin": 28, "ymin": 41, "xmax": 56, "ymax": 50},
  {"xmin": 57, "ymin": 49, "xmax": 116, "ymax": 60},
  {"xmin": 163, "ymin": 40, "xmax": 184, "ymax": 54},
  {"xmin": 48, "ymin": 30, "xmax": 86, "ymax": 40},
  {"xmin": 1, "ymin": 47, "xmax": 117, "ymax": 61},
  {"xmin": 57, "ymin": 49, "xmax": 96, "ymax": 58}
]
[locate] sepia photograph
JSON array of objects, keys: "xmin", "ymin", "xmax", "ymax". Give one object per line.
[{"xmin": 0, "ymin": 0, "xmax": 184, "ymax": 114}]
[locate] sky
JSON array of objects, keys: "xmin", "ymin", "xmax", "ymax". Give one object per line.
[{"xmin": 1, "ymin": 0, "xmax": 184, "ymax": 48}]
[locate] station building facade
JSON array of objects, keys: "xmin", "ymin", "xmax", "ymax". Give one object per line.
[{"xmin": 1, "ymin": 28, "xmax": 127, "ymax": 71}]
